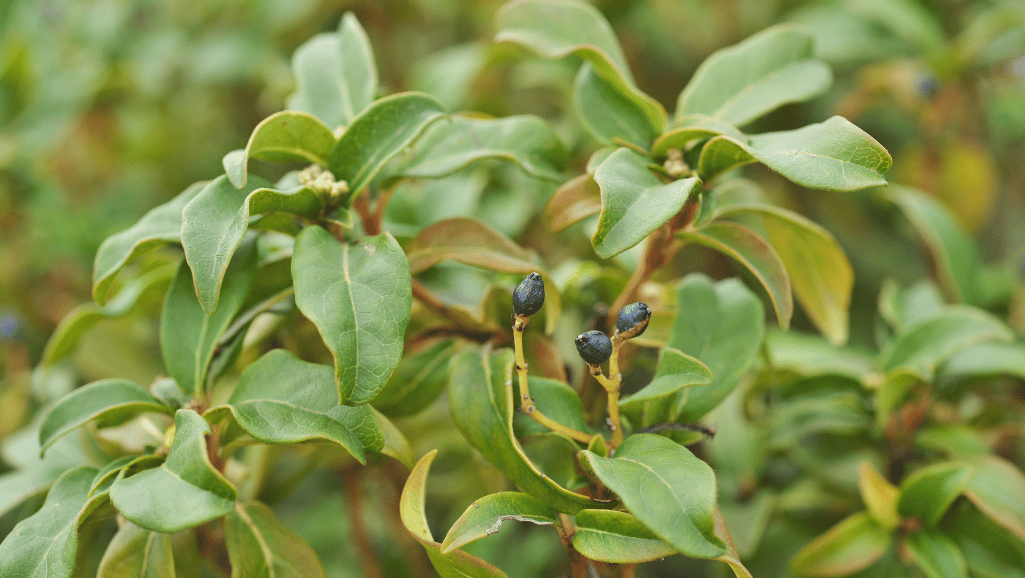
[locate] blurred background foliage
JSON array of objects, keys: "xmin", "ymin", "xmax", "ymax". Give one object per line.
[{"xmin": 1, "ymin": 0, "xmax": 1024, "ymax": 576}]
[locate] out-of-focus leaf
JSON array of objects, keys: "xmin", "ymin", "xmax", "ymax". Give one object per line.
[
  {"xmin": 946, "ymin": 502, "xmax": 1025, "ymax": 578},
  {"xmin": 592, "ymin": 148, "xmax": 701, "ymax": 259},
  {"xmin": 512, "ymin": 377, "xmax": 592, "ymax": 441},
  {"xmin": 676, "ymin": 25, "xmax": 832, "ymax": 127},
  {"xmin": 939, "ymin": 341, "xmax": 1025, "ymax": 382},
  {"xmin": 898, "ymin": 461, "xmax": 974, "ymax": 526},
  {"xmin": 904, "ymin": 530, "xmax": 967, "ymax": 578},
  {"xmin": 859, "ymin": 462, "xmax": 900, "ymax": 529},
  {"xmin": 544, "ymin": 174, "xmax": 601, "ymax": 232},
  {"xmin": 373, "ymin": 339, "xmax": 457, "ymax": 418},
  {"xmin": 161, "ymin": 246, "xmax": 257, "ymax": 396},
  {"xmin": 291, "ymin": 226, "xmax": 411, "ymax": 405},
  {"xmin": 440, "ymin": 492, "xmax": 557, "ymax": 553},
  {"xmin": 400, "ymin": 450, "xmax": 509, "ymax": 578},
  {"xmin": 573, "ymin": 63, "xmax": 660, "ymax": 146},
  {"xmin": 394, "ymin": 115, "xmax": 567, "ymax": 182},
  {"xmin": 223, "ymin": 111, "xmax": 335, "ymax": 189},
  {"xmin": 697, "ymin": 117, "xmax": 891, "ymax": 191},
  {"xmin": 328, "ymin": 92, "xmax": 447, "ymax": 196},
  {"xmin": 97, "ymin": 521, "xmax": 174, "ymax": 578},
  {"xmin": 682, "ymin": 220, "xmax": 792, "ymax": 329},
  {"xmin": 573, "ymin": 509, "xmax": 677, "ymax": 563},
  {"xmin": 878, "ymin": 279, "xmax": 946, "ymax": 333},
  {"xmin": 763, "ymin": 330, "xmax": 873, "ymax": 380},
  {"xmin": 225, "ymin": 501, "xmax": 326, "ymax": 578},
  {"xmin": 287, "ymin": 12, "xmax": 377, "ymax": 129},
  {"xmin": 38, "ymin": 379, "xmax": 172, "ymax": 454},
  {"xmin": 579, "ymin": 434, "xmax": 727, "ymax": 558},
  {"xmin": 204, "ymin": 349, "xmax": 366, "ymax": 463},
  {"xmin": 93, "ymin": 182, "xmax": 204, "ymax": 305},
  {"xmin": 713, "ymin": 506, "xmax": 756, "ymax": 578},
  {"xmin": 789, "ymin": 512, "xmax": 891, "ymax": 576},
  {"xmin": 374, "ymin": 410, "xmax": 414, "ymax": 468},
  {"xmin": 110, "ymin": 410, "xmax": 236, "ymax": 532},
  {"xmin": 963, "ymin": 456, "xmax": 1025, "ymax": 541},
  {"xmin": 619, "ymin": 347, "xmax": 711, "ymax": 412}
]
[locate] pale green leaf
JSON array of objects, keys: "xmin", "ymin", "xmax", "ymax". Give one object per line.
[
  {"xmin": 898, "ymin": 462, "xmax": 974, "ymax": 526},
  {"xmin": 904, "ymin": 530, "xmax": 967, "ymax": 578},
  {"xmin": 223, "ymin": 111, "xmax": 335, "ymax": 189},
  {"xmin": 963, "ymin": 455, "xmax": 1025, "ymax": 541},
  {"xmin": 789, "ymin": 512, "xmax": 891, "ymax": 577},
  {"xmin": 225, "ymin": 501, "xmax": 326, "ymax": 578},
  {"xmin": 573, "ymin": 509, "xmax": 677, "ymax": 563},
  {"xmin": 573, "ymin": 63, "xmax": 660, "ymax": 146},
  {"xmin": 619, "ymin": 347, "xmax": 712, "ymax": 412},
  {"xmin": 653, "ymin": 114, "xmax": 747, "ymax": 157},
  {"xmin": 97, "ymin": 522, "xmax": 175, "ymax": 578},
  {"xmin": 440, "ymin": 492, "xmax": 557, "ymax": 553}
]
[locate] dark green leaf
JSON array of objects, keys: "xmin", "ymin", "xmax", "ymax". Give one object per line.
[
  {"xmin": 619, "ymin": 347, "xmax": 712, "ymax": 412},
  {"xmin": 904, "ymin": 530, "xmax": 967, "ymax": 578},
  {"xmin": 292, "ymin": 227, "xmax": 411, "ymax": 405},
  {"xmin": 579, "ymin": 434, "xmax": 726, "ymax": 558},
  {"xmin": 93, "ymin": 182, "xmax": 205, "ymax": 305},
  {"xmin": 225, "ymin": 501, "xmax": 326, "ymax": 578},
  {"xmin": 440, "ymin": 492, "xmax": 557, "ymax": 553},
  {"xmin": 400, "ymin": 450, "xmax": 509, "ymax": 578},
  {"xmin": 373, "ymin": 339, "xmax": 457, "ymax": 417},
  {"xmin": 110, "ymin": 410, "xmax": 237, "ymax": 532},
  {"xmin": 513, "ymin": 377, "xmax": 592, "ymax": 441},
  {"xmin": 573, "ymin": 63, "xmax": 660, "ymax": 146},
  {"xmin": 223, "ymin": 112, "xmax": 336, "ymax": 189},
  {"xmin": 898, "ymin": 461, "xmax": 974, "ymax": 526},
  {"xmin": 573, "ymin": 509, "xmax": 677, "ymax": 563},
  {"xmin": 204, "ymin": 349, "xmax": 366, "ymax": 463},
  {"xmin": 328, "ymin": 92, "xmax": 447, "ymax": 196},
  {"xmin": 38, "ymin": 379, "xmax": 172, "ymax": 454},
  {"xmin": 789, "ymin": 512, "xmax": 891, "ymax": 577},
  {"xmin": 592, "ymin": 148, "xmax": 701, "ymax": 259},
  {"xmin": 676, "ymin": 25, "xmax": 832, "ymax": 127},
  {"xmin": 97, "ymin": 522, "xmax": 175, "ymax": 578}
]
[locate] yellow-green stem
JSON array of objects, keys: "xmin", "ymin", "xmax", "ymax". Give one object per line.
[{"xmin": 587, "ymin": 363, "xmax": 623, "ymax": 449}]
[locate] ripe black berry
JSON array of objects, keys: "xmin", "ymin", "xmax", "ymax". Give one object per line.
[
  {"xmin": 616, "ymin": 302, "xmax": 650, "ymax": 338},
  {"xmin": 513, "ymin": 272, "xmax": 545, "ymax": 317},
  {"xmin": 575, "ymin": 330, "xmax": 612, "ymax": 365}
]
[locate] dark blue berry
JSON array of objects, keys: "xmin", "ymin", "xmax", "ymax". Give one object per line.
[
  {"xmin": 616, "ymin": 302, "xmax": 650, "ymax": 338},
  {"xmin": 513, "ymin": 272, "xmax": 545, "ymax": 317},
  {"xmin": 575, "ymin": 330, "xmax": 612, "ymax": 365}
]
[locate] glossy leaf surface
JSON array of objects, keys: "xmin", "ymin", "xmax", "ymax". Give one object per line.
[{"xmin": 440, "ymin": 492, "xmax": 557, "ymax": 553}]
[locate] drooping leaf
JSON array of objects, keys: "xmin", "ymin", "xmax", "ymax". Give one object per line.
[
  {"xmin": 447, "ymin": 348, "xmax": 598, "ymax": 514},
  {"xmin": 573, "ymin": 63, "xmax": 660, "ymax": 146},
  {"xmin": 110, "ymin": 410, "xmax": 237, "ymax": 533},
  {"xmin": 291, "ymin": 226, "xmax": 411, "ymax": 405},
  {"xmin": 0, "ymin": 466, "xmax": 107, "ymax": 578},
  {"xmin": 573, "ymin": 509, "xmax": 677, "ymax": 563},
  {"xmin": 204, "ymin": 349, "xmax": 366, "ymax": 463},
  {"xmin": 544, "ymin": 174, "xmax": 601, "ymax": 232},
  {"xmin": 904, "ymin": 530, "xmax": 968, "ymax": 578},
  {"xmin": 579, "ymin": 434, "xmax": 727, "ymax": 558},
  {"xmin": 697, "ymin": 117, "xmax": 891, "ymax": 191},
  {"xmin": 393, "ymin": 114, "xmax": 567, "ymax": 182},
  {"xmin": 592, "ymin": 148, "xmax": 701, "ymax": 259},
  {"xmin": 963, "ymin": 456, "xmax": 1025, "ymax": 541},
  {"xmin": 93, "ymin": 182, "xmax": 205, "ymax": 305},
  {"xmin": 668, "ymin": 275, "xmax": 765, "ymax": 422},
  {"xmin": 372, "ymin": 339, "xmax": 457, "ymax": 418},
  {"xmin": 619, "ymin": 347, "xmax": 712, "ymax": 412},
  {"xmin": 38, "ymin": 379, "xmax": 173, "ymax": 454},
  {"xmin": 223, "ymin": 111, "xmax": 336, "ymax": 189},
  {"xmin": 789, "ymin": 512, "xmax": 891, "ymax": 577},
  {"xmin": 225, "ymin": 501, "xmax": 326, "ymax": 578},
  {"xmin": 494, "ymin": 0, "xmax": 665, "ymax": 136},
  {"xmin": 440, "ymin": 492, "xmax": 557, "ymax": 553},
  {"xmin": 682, "ymin": 220, "xmax": 792, "ymax": 329},
  {"xmin": 400, "ymin": 450, "xmax": 509, "ymax": 578},
  {"xmin": 715, "ymin": 203, "xmax": 853, "ymax": 344},
  {"xmin": 898, "ymin": 461, "xmax": 974, "ymax": 526},
  {"xmin": 675, "ymin": 25, "xmax": 832, "ymax": 127},
  {"xmin": 287, "ymin": 12, "xmax": 378, "ymax": 129},
  {"xmin": 161, "ymin": 246, "xmax": 258, "ymax": 396},
  {"xmin": 328, "ymin": 92, "xmax": 447, "ymax": 196},
  {"xmin": 858, "ymin": 462, "xmax": 900, "ymax": 530},
  {"xmin": 97, "ymin": 521, "xmax": 175, "ymax": 578}
]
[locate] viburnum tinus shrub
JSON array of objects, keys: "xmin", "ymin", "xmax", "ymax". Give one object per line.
[{"xmin": 4, "ymin": 1, "xmax": 1025, "ymax": 577}]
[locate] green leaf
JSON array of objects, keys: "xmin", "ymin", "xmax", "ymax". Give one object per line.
[
  {"xmin": 287, "ymin": 12, "xmax": 377, "ymax": 129},
  {"xmin": 447, "ymin": 347, "xmax": 598, "ymax": 514},
  {"xmin": 675, "ymin": 25, "xmax": 832, "ymax": 127},
  {"xmin": 573, "ymin": 509, "xmax": 677, "ymax": 563},
  {"xmin": 858, "ymin": 461, "xmax": 900, "ymax": 530},
  {"xmin": 93, "ymin": 182, "xmax": 205, "ymax": 305},
  {"xmin": 38, "ymin": 378, "xmax": 173, "ymax": 454},
  {"xmin": 291, "ymin": 226, "xmax": 411, "ymax": 404},
  {"xmin": 573, "ymin": 63, "xmax": 660, "ymax": 146},
  {"xmin": 763, "ymin": 329, "xmax": 873, "ymax": 381},
  {"xmin": 512, "ymin": 377, "xmax": 592, "ymax": 441},
  {"xmin": 668, "ymin": 275, "xmax": 765, "ymax": 422},
  {"xmin": 440, "ymin": 492, "xmax": 557, "ymax": 553},
  {"xmin": 494, "ymin": 0, "xmax": 665, "ymax": 136},
  {"xmin": 204, "ymin": 349, "xmax": 366, "ymax": 463},
  {"xmin": 789, "ymin": 512, "xmax": 891, "ymax": 577},
  {"xmin": 879, "ymin": 307, "xmax": 1014, "ymax": 380},
  {"xmin": 619, "ymin": 347, "xmax": 712, "ymax": 412},
  {"xmin": 715, "ymin": 204, "xmax": 853, "ymax": 345},
  {"xmin": 592, "ymin": 148, "xmax": 701, "ymax": 259},
  {"xmin": 898, "ymin": 461, "xmax": 974, "ymax": 526},
  {"xmin": 940, "ymin": 341, "xmax": 1025, "ymax": 382},
  {"xmin": 544, "ymin": 174, "xmax": 601, "ymax": 232},
  {"xmin": 110, "ymin": 409, "xmax": 237, "ymax": 532},
  {"xmin": 400, "ymin": 450, "xmax": 509, "ymax": 578},
  {"xmin": 682, "ymin": 220, "xmax": 792, "ymax": 329},
  {"xmin": 97, "ymin": 522, "xmax": 175, "ymax": 578},
  {"xmin": 963, "ymin": 456, "xmax": 1025, "ymax": 541},
  {"xmin": 374, "ymin": 409, "xmax": 415, "ymax": 468},
  {"xmin": 904, "ymin": 530, "xmax": 968, "ymax": 578},
  {"xmin": 182, "ymin": 175, "xmax": 325, "ymax": 314},
  {"xmin": 372, "ymin": 339, "xmax": 457, "ymax": 418},
  {"xmin": 579, "ymin": 434, "xmax": 726, "ymax": 558},
  {"xmin": 697, "ymin": 117, "xmax": 891, "ymax": 191},
  {"xmin": 328, "ymin": 92, "xmax": 447, "ymax": 196},
  {"xmin": 881, "ymin": 186, "xmax": 983, "ymax": 305},
  {"xmin": 161, "ymin": 247, "xmax": 258, "ymax": 396},
  {"xmin": 393, "ymin": 114, "xmax": 567, "ymax": 182},
  {"xmin": 225, "ymin": 501, "xmax": 326, "ymax": 578},
  {"xmin": 0, "ymin": 466, "xmax": 107, "ymax": 578},
  {"xmin": 223, "ymin": 112, "xmax": 335, "ymax": 189},
  {"xmin": 652, "ymin": 115, "xmax": 747, "ymax": 157},
  {"xmin": 946, "ymin": 503, "xmax": 1025, "ymax": 578}
]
